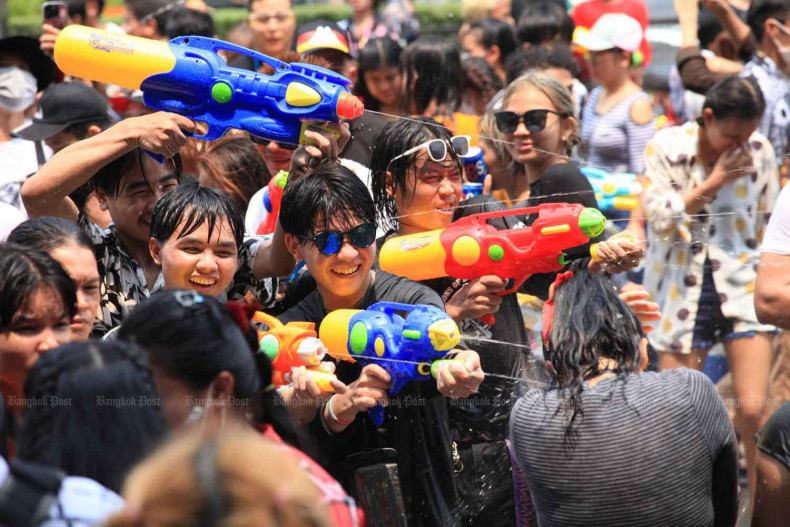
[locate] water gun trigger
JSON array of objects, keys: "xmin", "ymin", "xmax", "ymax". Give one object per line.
[{"xmin": 298, "ymin": 122, "xmax": 342, "ymax": 147}]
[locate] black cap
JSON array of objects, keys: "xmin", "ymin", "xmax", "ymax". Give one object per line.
[
  {"xmin": 0, "ymin": 36, "xmax": 55, "ymax": 92},
  {"xmin": 13, "ymin": 82, "xmax": 111, "ymax": 141}
]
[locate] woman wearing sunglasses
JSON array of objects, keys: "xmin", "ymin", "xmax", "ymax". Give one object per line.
[
  {"xmin": 495, "ymin": 72, "xmax": 643, "ymax": 299},
  {"xmin": 370, "ymin": 116, "xmax": 535, "ymax": 527}
]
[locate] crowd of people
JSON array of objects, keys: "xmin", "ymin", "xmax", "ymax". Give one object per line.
[{"xmin": 1, "ymin": 0, "xmax": 790, "ymax": 525}]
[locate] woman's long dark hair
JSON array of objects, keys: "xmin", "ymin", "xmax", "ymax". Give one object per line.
[
  {"xmin": 0, "ymin": 244, "xmax": 76, "ymax": 331},
  {"xmin": 401, "ymin": 39, "xmax": 464, "ymax": 116},
  {"xmin": 116, "ymin": 290, "xmax": 305, "ymax": 451},
  {"xmin": 369, "ymin": 117, "xmax": 462, "ymax": 233},
  {"xmin": 543, "ymin": 272, "xmax": 644, "ymax": 445},
  {"xmin": 354, "ymin": 36, "xmax": 403, "ymax": 112},
  {"xmin": 17, "ymin": 340, "xmax": 167, "ymax": 493}
]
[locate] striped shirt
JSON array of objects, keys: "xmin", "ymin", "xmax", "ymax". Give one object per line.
[
  {"xmin": 509, "ymin": 368, "xmax": 738, "ymax": 527},
  {"xmin": 581, "ymin": 86, "xmax": 655, "ymax": 175}
]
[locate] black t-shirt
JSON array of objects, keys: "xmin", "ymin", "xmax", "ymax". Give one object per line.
[
  {"xmin": 377, "ymin": 194, "xmax": 535, "ymax": 444},
  {"xmin": 341, "ymin": 112, "xmax": 392, "ymax": 168},
  {"xmin": 516, "ymin": 162, "xmax": 603, "ymax": 300},
  {"xmin": 279, "ymin": 271, "xmax": 460, "ymax": 527},
  {"xmin": 758, "ymin": 401, "xmax": 790, "ymax": 471}
]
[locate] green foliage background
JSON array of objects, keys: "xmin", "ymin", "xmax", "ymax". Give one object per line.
[{"xmin": 9, "ymin": 1, "xmax": 461, "ymax": 37}]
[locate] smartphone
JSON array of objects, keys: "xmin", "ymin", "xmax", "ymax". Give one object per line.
[{"xmin": 43, "ymin": 1, "xmax": 69, "ymax": 30}]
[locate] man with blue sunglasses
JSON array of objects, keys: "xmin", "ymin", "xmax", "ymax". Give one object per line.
[{"xmin": 276, "ymin": 159, "xmax": 485, "ymax": 527}]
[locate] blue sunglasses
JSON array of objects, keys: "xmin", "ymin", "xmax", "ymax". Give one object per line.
[{"xmin": 299, "ymin": 223, "xmax": 377, "ymax": 255}]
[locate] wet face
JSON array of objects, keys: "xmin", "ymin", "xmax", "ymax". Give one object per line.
[
  {"xmin": 99, "ymin": 156, "xmax": 180, "ymax": 246},
  {"xmin": 49, "ymin": 244, "xmax": 100, "ymax": 341},
  {"xmin": 393, "ymin": 147, "xmax": 463, "ymax": 234},
  {"xmin": 363, "ymin": 66, "xmax": 402, "ymax": 108},
  {"xmin": 248, "ymin": 0, "xmax": 296, "ymax": 58},
  {"xmin": 287, "ymin": 216, "xmax": 376, "ymax": 308},
  {"xmin": 703, "ymin": 114, "xmax": 760, "ymax": 156},
  {"xmin": 257, "ymin": 140, "xmax": 295, "ymax": 175},
  {"xmin": 501, "ymin": 86, "xmax": 573, "ymax": 167},
  {"xmin": 151, "ymin": 213, "xmax": 239, "ymax": 298},
  {"xmin": 0, "ymin": 287, "xmax": 72, "ymax": 396}
]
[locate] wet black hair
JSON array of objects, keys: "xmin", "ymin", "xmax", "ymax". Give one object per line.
[
  {"xmin": 0, "ymin": 244, "xmax": 77, "ymax": 331},
  {"xmin": 116, "ymin": 290, "xmax": 305, "ymax": 450},
  {"xmin": 369, "ymin": 117, "xmax": 462, "ymax": 233},
  {"xmin": 505, "ymin": 45, "xmax": 581, "ymax": 85},
  {"xmin": 149, "ymin": 181, "xmax": 244, "ymax": 250},
  {"xmin": 17, "ymin": 340, "xmax": 167, "ymax": 493},
  {"xmin": 401, "ymin": 39, "xmax": 464, "ymax": 116},
  {"xmin": 7, "ymin": 216, "xmax": 93, "ymax": 255},
  {"xmin": 516, "ymin": 1, "xmax": 575, "ymax": 47},
  {"xmin": 354, "ymin": 36, "xmax": 403, "ymax": 112},
  {"xmin": 280, "ymin": 161, "xmax": 377, "ymax": 238},
  {"xmin": 544, "ymin": 272, "xmax": 644, "ymax": 445},
  {"xmin": 90, "ymin": 148, "xmax": 182, "ymax": 199},
  {"xmin": 164, "ymin": 7, "xmax": 215, "ymax": 39},
  {"xmin": 747, "ymin": 0, "xmax": 790, "ymax": 43},
  {"xmin": 702, "ymin": 75, "xmax": 766, "ymax": 122},
  {"xmin": 466, "ymin": 18, "xmax": 518, "ymax": 66}
]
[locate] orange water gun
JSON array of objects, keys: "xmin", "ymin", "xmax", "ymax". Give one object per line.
[{"xmin": 253, "ymin": 312, "xmax": 337, "ymax": 392}]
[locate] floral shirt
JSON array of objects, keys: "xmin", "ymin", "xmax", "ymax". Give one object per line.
[
  {"xmin": 79, "ymin": 215, "xmax": 276, "ymax": 337},
  {"xmin": 643, "ymin": 122, "xmax": 778, "ymax": 353}
]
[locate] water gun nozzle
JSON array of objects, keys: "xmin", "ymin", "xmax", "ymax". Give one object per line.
[{"xmin": 336, "ymin": 92, "xmax": 364, "ymax": 119}]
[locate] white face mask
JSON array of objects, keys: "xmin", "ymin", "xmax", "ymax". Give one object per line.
[{"xmin": 0, "ymin": 66, "xmax": 37, "ymax": 112}]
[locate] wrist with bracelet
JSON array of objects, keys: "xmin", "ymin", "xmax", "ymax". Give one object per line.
[{"xmin": 326, "ymin": 394, "xmax": 353, "ymax": 426}]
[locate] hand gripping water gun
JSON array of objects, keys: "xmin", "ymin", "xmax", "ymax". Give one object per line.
[
  {"xmin": 53, "ymin": 26, "xmax": 364, "ymax": 143},
  {"xmin": 256, "ymin": 170, "xmax": 288, "ymax": 235},
  {"xmin": 319, "ymin": 302, "xmax": 461, "ymax": 425},
  {"xmin": 581, "ymin": 166, "xmax": 643, "ymax": 212},
  {"xmin": 378, "ymin": 203, "xmax": 606, "ymax": 326},
  {"xmin": 253, "ymin": 311, "xmax": 338, "ymax": 392}
]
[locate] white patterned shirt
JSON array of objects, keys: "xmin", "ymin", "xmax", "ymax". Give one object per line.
[{"xmin": 643, "ymin": 122, "xmax": 778, "ymax": 353}]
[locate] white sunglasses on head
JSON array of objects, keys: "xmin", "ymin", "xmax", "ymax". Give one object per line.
[{"xmin": 389, "ymin": 135, "xmax": 472, "ymax": 166}]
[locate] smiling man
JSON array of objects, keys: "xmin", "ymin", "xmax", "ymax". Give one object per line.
[
  {"xmin": 21, "ymin": 112, "xmax": 293, "ymax": 336},
  {"xmin": 277, "ymin": 160, "xmax": 484, "ymax": 526},
  {"xmin": 149, "ymin": 182, "xmax": 246, "ymax": 299}
]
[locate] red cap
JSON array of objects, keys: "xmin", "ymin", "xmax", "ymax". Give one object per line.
[{"xmin": 336, "ymin": 91, "xmax": 364, "ymax": 119}]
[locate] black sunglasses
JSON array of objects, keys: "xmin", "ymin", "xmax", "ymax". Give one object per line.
[
  {"xmin": 299, "ymin": 223, "xmax": 377, "ymax": 255},
  {"xmin": 494, "ymin": 109, "xmax": 569, "ymax": 134},
  {"xmin": 250, "ymin": 136, "xmax": 299, "ymax": 150}
]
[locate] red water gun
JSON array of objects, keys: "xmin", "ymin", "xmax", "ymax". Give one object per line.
[
  {"xmin": 378, "ymin": 203, "xmax": 607, "ymax": 324},
  {"xmin": 253, "ymin": 311, "xmax": 337, "ymax": 392},
  {"xmin": 256, "ymin": 170, "xmax": 288, "ymax": 235}
]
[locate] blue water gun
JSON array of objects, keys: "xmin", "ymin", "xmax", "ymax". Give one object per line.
[
  {"xmin": 581, "ymin": 166, "xmax": 643, "ymax": 212},
  {"xmin": 319, "ymin": 302, "xmax": 461, "ymax": 425},
  {"xmin": 53, "ymin": 26, "xmax": 364, "ymax": 144}
]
